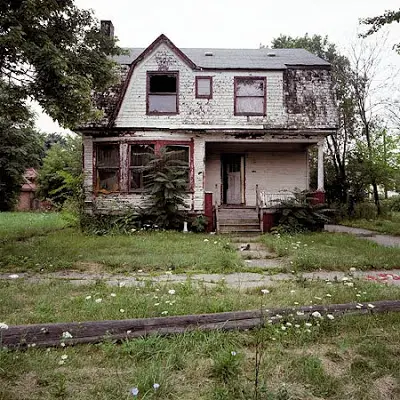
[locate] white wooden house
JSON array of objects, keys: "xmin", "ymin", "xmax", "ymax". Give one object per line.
[{"xmin": 79, "ymin": 22, "xmax": 338, "ymax": 233}]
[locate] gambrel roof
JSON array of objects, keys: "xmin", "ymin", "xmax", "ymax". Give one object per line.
[{"xmin": 114, "ymin": 34, "xmax": 331, "ymax": 70}]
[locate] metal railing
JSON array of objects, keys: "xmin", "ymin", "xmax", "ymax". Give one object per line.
[{"xmin": 259, "ymin": 191, "xmax": 295, "ymax": 208}]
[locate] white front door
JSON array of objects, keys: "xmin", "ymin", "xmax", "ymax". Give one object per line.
[{"xmin": 223, "ymin": 155, "xmax": 244, "ymax": 205}]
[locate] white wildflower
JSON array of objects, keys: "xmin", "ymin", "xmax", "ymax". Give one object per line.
[
  {"xmin": 85, "ymin": 295, "xmax": 92, "ymax": 300},
  {"xmin": 305, "ymin": 322, "xmax": 312, "ymax": 327},
  {"xmin": 119, "ymin": 282, "xmax": 126, "ymax": 287},
  {"xmin": 305, "ymin": 329, "xmax": 312, "ymax": 333},
  {"xmin": 231, "ymin": 351, "xmax": 237, "ymax": 356},
  {"xmin": 110, "ymin": 293, "xmax": 116, "ymax": 297},
  {"xmin": 0, "ymin": 322, "xmax": 9, "ymax": 330},
  {"xmin": 356, "ymin": 294, "xmax": 361, "ymax": 297},
  {"xmin": 165, "ymin": 271, "xmax": 173, "ymax": 275},
  {"xmin": 368, "ymin": 304, "xmax": 375, "ymax": 309},
  {"xmin": 314, "ymin": 296, "xmax": 322, "ymax": 300},
  {"xmin": 311, "ymin": 311, "xmax": 322, "ymax": 318},
  {"xmin": 61, "ymin": 331, "xmax": 73, "ymax": 339},
  {"xmin": 95, "ymin": 298, "xmax": 102, "ymax": 303},
  {"xmin": 261, "ymin": 289, "xmax": 270, "ymax": 294},
  {"xmin": 127, "ymin": 330, "xmax": 132, "ymax": 334},
  {"xmin": 120, "ymin": 309, "xmax": 125, "ymax": 313},
  {"xmin": 326, "ymin": 294, "xmax": 332, "ymax": 297},
  {"xmin": 168, "ymin": 289, "xmax": 176, "ymax": 295},
  {"xmin": 295, "ymin": 324, "xmax": 300, "ymax": 328},
  {"xmin": 286, "ymin": 322, "xmax": 292, "ymax": 327},
  {"xmin": 294, "ymin": 302, "xmax": 299, "ymax": 305},
  {"xmin": 327, "ymin": 314, "xmax": 335, "ymax": 320},
  {"xmin": 203, "ymin": 239, "xmax": 209, "ymax": 242},
  {"xmin": 349, "ymin": 267, "xmax": 357, "ymax": 272},
  {"xmin": 281, "ymin": 326, "xmax": 287, "ymax": 331},
  {"xmin": 161, "ymin": 311, "xmax": 168, "ymax": 315},
  {"xmin": 296, "ymin": 311, "xmax": 304, "ymax": 316},
  {"xmin": 131, "ymin": 387, "xmax": 139, "ymax": 396},
  {"xmin": 356, "ymin": 305, "xmax": 362, "ymax": 309},
  {"xmin": 60, "ymin": 342, "xmax": 66, "ymax": 347},
  {"xmin": 8, "ymin": 274, "xmax": 19, "ymax": 279},
  {"xmin": 290, "ymin": 290, "xmax": 296, "ymax": 294},
  {"xmin": 58, "ymin": 360, "xmax": 65, "ymax": 365},
  {"xmin": 154, "ymin": 303, "xmax": 160, "ymax": 306},
  {"xmin": 138, "ymin": 270, "xmax": 143, "ymax": 273},
  {"xmin": 153, "ymin": 383, "xmax": 160, "ymax": 390},
  {"xmin": 61, "ymin": 354, "xmax": 68, "ymax": 360}
]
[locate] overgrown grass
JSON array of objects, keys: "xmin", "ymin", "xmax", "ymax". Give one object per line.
[
  {"xmin": 0, "ymin": 212, "xmax": 71, "ymax": 243},
  {"xmin": 1, "ymin": 279, "xmax": 399, "ymax": 325},
  {"xmin": 1, "ymin": 280, "xmax": 400, "ymax": 399},
  {"xmin": 262, "ymin": 232, "xmax": 400, "ymax": 272},
  {"xmin": 342, "ymin": 212, "xmax": 400, "ymax": 236},
  {"xmin": 0, "ymin": 229, "xmax": 242, "ymax": 273}
]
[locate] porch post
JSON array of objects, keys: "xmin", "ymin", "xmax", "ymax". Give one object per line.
[{"xmin": 317, "ymin": 141, "xmax": 324, "ymax": 192}]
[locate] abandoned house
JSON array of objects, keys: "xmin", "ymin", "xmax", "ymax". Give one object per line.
[{"xmin": 79, "ymin": 22, "xmax": 338, "ymax": 233}]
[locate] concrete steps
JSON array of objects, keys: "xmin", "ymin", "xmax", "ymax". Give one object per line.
[{"xmin": 218, "ymin": 207, "xmax": 261, "ymax": 234}]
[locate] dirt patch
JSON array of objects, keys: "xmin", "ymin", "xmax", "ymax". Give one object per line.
[
  {"xmin": 74, "ymin": 262, "xmax": 105, "ymax": 274},
  {"xmin": 371, "ymin": 376, "xmax": 399, "ymax": 400}
]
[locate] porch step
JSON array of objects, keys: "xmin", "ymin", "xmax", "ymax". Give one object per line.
[
  {"xmin": 218, "ymin": 218, "xmax": 259, "ymax": 225},
  {"xmin": 219, "ymin": 224, "xmax": 261, "ymax": 234}
]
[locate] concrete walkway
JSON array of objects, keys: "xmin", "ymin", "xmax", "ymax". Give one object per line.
[
  {"xmin": 325, "ymin": 225, "xmax": 400, "ymax": 247},
  {"xmin": 2, "ymin": 269, "xmax": 400, "ymax": 289}
]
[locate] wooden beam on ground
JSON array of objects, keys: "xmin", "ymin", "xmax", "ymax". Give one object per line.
[{"xmin": 2, "ymin": 300, "xmax": 400, "ymax": 349}]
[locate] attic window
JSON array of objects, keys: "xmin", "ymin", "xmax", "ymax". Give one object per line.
[
  {"xmin": 147, "ymin": 72, "xmax": 178, "ymax": 114},
  {"xmin": 234, "ymin": 77, "xmax": 266, "ymax": 116},
  {"xmin": 195, "ymin": 76, "xmax": 213, "ymax": 99}
]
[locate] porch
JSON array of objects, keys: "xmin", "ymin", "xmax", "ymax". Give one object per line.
[{"xmin": 202, "ymin": 141, "xmax": 325, "ymax": 233}]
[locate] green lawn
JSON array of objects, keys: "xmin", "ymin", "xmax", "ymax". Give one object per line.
[
  {"xmin": 1, "ymin": 280, "xmax": 400, "ymax": 399},
  {"xmin": 0, "ymin": 212, "xmax": 71, "ymax": 243},
  {"xmin": 341, "ymin": 212, "xmax": 400, "ymax": 236},
  {"xmin": 0, "ymin": 228, "xmax": 242, "ymax": 274},
  {"xmin": 262, "ymin": 232, "xmax": 400, "ymax": 272}
]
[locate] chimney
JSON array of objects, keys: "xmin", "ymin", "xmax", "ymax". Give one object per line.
[{"xmin": 100, "ymin": 20, "xmax": 114, "ymax": 39}]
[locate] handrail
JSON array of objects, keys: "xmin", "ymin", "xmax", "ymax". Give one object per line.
[
  {"xmin": 215, "ymin": 184, "xmax": 219, "ymax": 233},
  {"xmin": 255, "ymin": 184, "xmax": 259, "ymax": 217},
  {"xmin": 259, "ymin": 191, "xmax": 295, "ymax": 208}
]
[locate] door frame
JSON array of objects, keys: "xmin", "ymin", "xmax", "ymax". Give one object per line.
[{"xmin": 221, "ymin": 153, "xmax": 246, "ymax": 205}]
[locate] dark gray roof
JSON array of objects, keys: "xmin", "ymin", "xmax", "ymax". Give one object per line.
[{"xmin": 114, "ymin": 47, "xmax": 330, "ymax": 69}]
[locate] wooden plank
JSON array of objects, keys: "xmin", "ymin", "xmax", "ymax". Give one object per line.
[{"xmin": 2, "ymin": 300, "xmax": 400, "ymax": 349}]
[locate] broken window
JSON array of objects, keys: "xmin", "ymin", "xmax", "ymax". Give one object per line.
[
  {"xmin": 147, "ymin": 72, "xmax": 178, "ymax": 114},
  {"xmin": 130, "ymin": 144, "xmax": 154, "ymax": 191},
  {"xmin": 165, "ymin": 145, "xmax": 190, "ymax": 186},
  {"xmin": 234, "ymin": 77, "xmax": 266, "ymax": 116},
  {"xmin": 96, "ymin": 144, "xmax": 119, "ymax": 193},
  {"xmin": 195, "ymin": 76, "xmax": 213, "ymax": 99}
]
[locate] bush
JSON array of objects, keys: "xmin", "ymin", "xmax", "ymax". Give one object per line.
[
  {"xmin": 385, "ymin": 196, "xmax": 400, "ymax": 212},
  {"xmin": 353, "ymin": 202, "xmax": 377, "ymax": 220},
  {"xmin": 272, "ymin": 191, "xmax": 331, "ymax": 234},
  {"xmin": 191, "ymin": 214, "xmax": 208, "ymax": 232}
]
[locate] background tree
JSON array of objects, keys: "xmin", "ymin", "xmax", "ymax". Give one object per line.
[
  {"xmin": 361, "ymin": 9, "xmax": 400, "ymax": 52},
  {"xmin": 0, "ymin": 81, "xmax": 43, "ymax": 211},
  {"xmin": 0, "ymin": 0, "xmax": 122, "ymax": 128},
  {"xmin": 37, "ymin": 134, "xmax": 82, "ymax": 206}
]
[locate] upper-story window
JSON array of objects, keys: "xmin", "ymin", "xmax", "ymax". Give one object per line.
[
  {"xmin": 234, "ymin": 77, "xmax": 266, "ymax": 116},
  {"xmin": 147, "ymin": 72, "xmax": 179, "ymax": 115},
  {"xmin": 195, "ymin": 76, "xmax": 213, "ymax": 99}
]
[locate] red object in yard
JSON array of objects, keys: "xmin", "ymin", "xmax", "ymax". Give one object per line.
[
  {"xmin": 312, "ymin": 191, "xmax": 325, "ymax": 204},
  {"xmin": 262, "ymin": 212, "xmax": 275, "ymax": 233},
  {"xmin": 204, "ymin": 192, "xmax": 214, "ymax": 232}
]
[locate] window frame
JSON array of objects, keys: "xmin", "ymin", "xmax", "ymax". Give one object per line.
[
  {"xmin": 94, "ymin": 143, "xmax": 120, "ymax": 194},
  {"xmin": 128, "ymin": 141, "xmax": 194, "ymax": 193},
  {"xmin": 128, "ymin": 143, "xmax": 155, "ymax": 193},
  {"xmin": 234, "ymin": 76, "xmax": 266, "ymax": 117},
  {"xmin": 146, "ymin": 71, "xmax": 179, "ymax": 115},
  {"xmin": 195, "ymin": 76, "xmax": 213, "ymax": 99}
]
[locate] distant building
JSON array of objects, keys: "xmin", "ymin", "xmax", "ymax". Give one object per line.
[{"xmin": 16, "ymin": 168, "xmax": 40, "ymax": 211}]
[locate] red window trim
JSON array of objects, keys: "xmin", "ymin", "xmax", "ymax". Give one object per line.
[
  {"xmin": 127, "ymin": 140, "xmax": 194, "ymax": 193},
  {"xmin": 195, "ymin": 76, "xmax": 213, "ymax": 99},
  {"xmin": 234, "ymin": 76, "xmax": 267, "ymax": 117},
  {"xmin": 146, "ymin": 71, "xmax": 179, "ymax": 115}
]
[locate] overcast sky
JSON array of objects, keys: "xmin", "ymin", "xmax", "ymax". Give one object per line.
[{"xmin": 36, "ymin": 0, "xmax": 400, "ymax": 134}]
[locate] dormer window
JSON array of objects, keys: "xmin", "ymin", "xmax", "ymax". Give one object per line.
[
  {"xmin": 147, "ymin": 72, "xmax": 179, "ymax": 115},
  {"xmin": 195, "ymin": 76, "xmax": 213, "ymax": 99}
]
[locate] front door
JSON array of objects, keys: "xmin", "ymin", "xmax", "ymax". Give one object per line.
[{"xmin": 222, "ymin": 154, "xmax": 244, "ymax": 205}]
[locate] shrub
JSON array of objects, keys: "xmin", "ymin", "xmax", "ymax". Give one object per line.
[
  {"xmin": 191, "ymin": 214, "xmax": 208, "ymax": 232},
  {"xmin": 353, "ymin": 202, "xmax": 377, "ymax": 220},
  {"xmin": 273, "ymin": 191, "xmax": 331, "ymax": 234}
]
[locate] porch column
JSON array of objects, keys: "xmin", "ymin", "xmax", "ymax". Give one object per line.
[
  {"xmin": 317, "ymin": 141, "xmax": 324, "ymax": 191},
  {"xmin": 193, "ymin": 138, "xmax": 206, "ymax": 212}
]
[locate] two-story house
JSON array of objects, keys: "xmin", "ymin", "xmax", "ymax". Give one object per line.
[{"xmin": 79, "ymin": 22, "xmax": 338, "ymax": 233}]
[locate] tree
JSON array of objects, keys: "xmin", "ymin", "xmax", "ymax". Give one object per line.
[
  {"xmin": 0, "ymin": 0, "xmax": 122, "ymax": 128},
  {"xmin": 271, "ymin": 34, "xmax": 356, "ymax": 204},
  {"xmin": 361, "ymin": 9, "xmax": 400, "ymax": 53},
  {"xmin": 0, "ymin": 81, "xmax": 43, "ymax": 210},
  {"xmin": 37, "ymin": 134, "xmax": 82, "ymax": 206}
]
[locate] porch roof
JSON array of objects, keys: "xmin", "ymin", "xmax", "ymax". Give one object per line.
[{"xmin": 205, "ymin": 142, "xmax": 312, "ymax": 153}]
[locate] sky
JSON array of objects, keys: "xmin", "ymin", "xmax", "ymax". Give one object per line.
[{"xmin": 35, "ymin": 0, "xmax": 400, "ymax": 134}]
